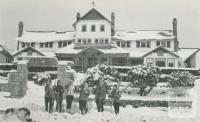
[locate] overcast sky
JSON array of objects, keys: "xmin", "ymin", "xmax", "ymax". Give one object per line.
[{"xmin": 0, "ymin": 0, "xmax": 200, "ymax": 51}]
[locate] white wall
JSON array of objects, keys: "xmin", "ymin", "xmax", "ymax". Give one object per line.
[{"xmin": 75, "ymin": 20, "xmax": 111, "ymax": 43}]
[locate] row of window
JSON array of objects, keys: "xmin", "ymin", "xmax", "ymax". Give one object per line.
[
  {"xmin": 156, "ymin": 41, "xmax": 171, "ymax": 48},
  {"xmin": 146, "ymin": 58, "xmax": 175, "ymax": 67},
  {"xmin": 136, "ymin": 41, "xmax": 151, "ymax": 48},
  {"xmin": 116, "ymin": 41, "xmax": 131, "ymax": 48},
  {"xmin": 77, "ymin": 38, "xmax": 109, "ymax": 45},
  {"xmin": 21, "ymin": 41, "xmax": 72, "ymax": 48},
  {"xmin": 81, "ymin": 24, "xmax": 105, "ymax": 32}
]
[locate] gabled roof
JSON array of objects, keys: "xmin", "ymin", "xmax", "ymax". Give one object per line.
[
  {"xmin": 13, "ymin": 46, "xmax": 45, "ymax": 57},
  {"xmin": 73, "ymin": 8, "xmax": 111, "ymax": 26},
  {"xmin": 112, "ymin": 30, "xmax": 175, "ymax": 40},
  {"xmin": 178, "ymin": 48, "xmax": 200, "ymax": 62},
  {"xmin": 0, "ymin": 45, "xmax": 12, "ymax": 57},
  {"xmin": 78, "ymin": 47, "xmax": 104, "ymax": 55},
  {"xmin": 143, "ymin": 46, "xmax": 179, "ymax": 57}
]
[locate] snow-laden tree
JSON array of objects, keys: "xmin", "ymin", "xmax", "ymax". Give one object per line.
[
  {"xmin": 168, "ymin": 71, "xmax": 195, "ymax": 96},
  {"xmin": 85, "ymin": 64, "xmax": 124, "ymax": 88},
  {"xmin": 127, "ymin": 65, "xmax": 161, "ymax": 96}
]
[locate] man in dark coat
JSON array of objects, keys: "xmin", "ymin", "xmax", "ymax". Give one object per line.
[
  {"xmin": 94, "ymin": 79, "xmax": 107, "ymax": 112},
  {"xmin": 44, "ymin": 80, "xmax": 55, "ymax": 113},
  {"xmin": 54, "ymin": 80, "xmax": 64, "ymax": 112},
  {"xmin": 79, "ymin": 83, "xmax": 90, "ymax": 115}
]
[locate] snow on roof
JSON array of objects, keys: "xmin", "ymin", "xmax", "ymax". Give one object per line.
[
  {"xmin": 55, "ymin": 44, "xmax": 129, "ymax": 55},
  {"xmin": 178, "ymin": 48, "xmax": 200, "ymax": 61},
  {"xmin": 113, "ymin": 30, "xmax": 175, "ymax": 41},
  {"xmin": 128, "ymin": 49, "xmax": 149, "ymax": 57},
  {"xmin": 41, "ymin": 51, "xmax": 56, "ymax": 57},
  {"xmin": 12, "ymin": 46, "xmax": 45, "ymax": 56},
  {"xmin": 17, "ymin": 31, "xmax": 75, "ymax": 42}
]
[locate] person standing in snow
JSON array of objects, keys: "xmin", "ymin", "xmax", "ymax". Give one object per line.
[
  {"xmin": 109, "ymin": 85, "xmax": 121, "ymax": 115},
  {"xmin": 44, "ymin": 80, "xmax": 55, "ymax": 113},
  {"xmin": 54, "ymin": 80, "xmax": 64, "ymax": 112},
  {"xmin": 94, "ymin": 78, "xmax": 107, "ymax": 112},
  {"xmin": 65, "ymin": 69, "xmax": 75, "ymax": 113},
  {"xmin": 79, "ymin": 83, "xmax": 90, "ymax": 115}
]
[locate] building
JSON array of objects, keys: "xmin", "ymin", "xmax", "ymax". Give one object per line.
[
  {"xmin": 0, "ymin": 45, "xmax": 13, "ymax": 63},
  {"xmin": 15, "ymin": 8, "xmax": 200, "ymax": 70}
]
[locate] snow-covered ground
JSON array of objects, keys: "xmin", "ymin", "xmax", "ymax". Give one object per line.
[{"xmin": 0, "ymin": 81, "xmax": 199, "ymax": 122}]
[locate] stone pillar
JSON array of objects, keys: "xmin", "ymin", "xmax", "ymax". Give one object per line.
[{"xmin": 8, "ymin": 62, "xmax": 28, "ymax": 98}]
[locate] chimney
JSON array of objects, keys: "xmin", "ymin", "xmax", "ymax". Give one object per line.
[
  {"xmin": 18, "ymin": 21, "xmax": 23, "ymax": 37},
  {"xmin": 111, "ymin": 12, "xmax": 115, "ymax": 36},
  {"xmin": 76, "ymin": 12, "xmax": 81, "ymax": 21},
  {"xmin": 173, "ymin": 18, "xmax": 179, "ymax": 52}
]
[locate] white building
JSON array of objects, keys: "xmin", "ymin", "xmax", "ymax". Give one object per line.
[{"xmin": 14, "ymin": 8, "xmax": 200, "ymax": 70}]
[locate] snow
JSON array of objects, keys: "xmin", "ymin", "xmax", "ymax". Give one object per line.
[
  {"xmin": 17, "ymin": 31, "xmax": 75, "ymax": 42},
  {"xmin": 178, "ymin": 48, "xmax": 200, "ymax": 62},
  {"xmin": 113, "ymin": 30, "xmax": 174, "ymax": 41},
  {"xmin": 0, "ymin": 80, "xmax": 199, "ymax": 122}
]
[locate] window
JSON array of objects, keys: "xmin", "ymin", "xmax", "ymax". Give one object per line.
[
  {"xmin": 82, "ymin": 25, "xmax": 86, "ymax": 32},
  {"xmin": 58, "ymin": 41, "xmax": 62, "ymax": 48},
  {"xmin": 146, "ymin": 58, "xmax": 154, "ymax": 66},
  {"xmin": 100, "ymin": 25, "xmax": 105, "ymax": 31},
  {"xmin": 121, "ymin": 42, "xmax": 126, "ymax": 48},
  {"xmin": 68, "ymin": 41, "xmax": 72, "ymax": 45},
  {"xmin": 31, "ymin": 42, "xmax": 35, "ymax": 47},
  {"xmin": 27, "ymin": 50, "xmax": 32, "ymax": 56},
  {"xmin": 161, "ymin": 41, "xmax": 166, "ymax": 47},
  {"xmin": 63, "ymin": 41, "xmax": 67, "ymax": 47},
  {"xmin": 95, "ymin": 39, "xmax": 98, "ymax": 44},
  {"xmin": 155, "ymin": 58, "xmax": 166, "ymax": 67},
  {"xmin": 49, "ymin": 42, "xmax": 53, "ymax": 48},
  {"xmin": 91, "ymin": 25, "xmax": 96, "ymax": 32},
  {"xmin": 167, "ymin": 41, "xmax": 171, "ymax": 48},
  {"xmin": 100, "ymin": 39, "xmax": 104, "ymax": 44},
  {"xmin": 21, "ymin": 42, "xmax": 25, "ymax": 48},
  {"xmin": 101, "ymin": 57, "xmax": 107, "ymax": 64},
  {"xmin": 156, "ymin": 41, "xmax": 161, "ymax": 46},
  {"xmin": 105, "ymin": 39, "xmax": 109, "ymax": 44},
  {"xmin": 147, "ymin": 41, "xmax": 151, "ymax": 48},
  {"xmin": 116, "ymin": 41, "xmax": 120, "ymax": 47},
  {"xmin": 40, "ymin": 43, "xmax": 43, "ymax": 48},
  {"xmin": 127, "ymin": 41, "xmax": 131, "ymax": 48},
  {"xmin": 88, "ymin": 39, "xmax": 91, "ymax": 43},
  {"xmin": 78, "ymin": 39, "xmax": 81, "ymax": 43},
  {"xmin": 136, "ymin": 41, "xmax": 140, "ymax": 48},
  {"xmin": 168, "ymin": 58, "xmax": 175, "ymax": 67},
  {"xmin": 83, "ymin": 39, "xmax": 87, "ymax": 45},
  {"xmin": 45, "ymin": 42, "xmax": 48, "ymax": 48},
  {"xmin": 17, "ymin": 57, "xmax": 23, "ymax": 61},
  {"xmin": 141, "ymin": 41, "xmax": 146, "ymax": 47}
]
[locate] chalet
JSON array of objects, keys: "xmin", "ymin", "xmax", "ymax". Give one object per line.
[{"xmin": 14, "ymin": 7, "xmax": 200, "ymax": 70}]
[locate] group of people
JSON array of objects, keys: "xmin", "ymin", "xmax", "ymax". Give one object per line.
[{"xmin": 44, "ymin": 69, "xmax": 121, "ymax": 115}]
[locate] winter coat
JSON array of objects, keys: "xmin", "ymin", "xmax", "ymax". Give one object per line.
[
  {"xmin": 79, "ymin": 87, "xmax": 90, "ymax": 101},
  {"xmin": 45, "ymin": 84, "xmax": 55, "ymax": 99},
  {"xmin": 54, "ymin": 85, "xmax": 64, "ymax": 97},
  {"xmin": 94, "ymin": 84, "xmax": 107, "ymax": 100},
  {"xmin": 109, "ymin": 89, "xmax": 121, "ymax": 103},
  {"xmin": 66, "ymin": 84, "xmax": 74, "ymax": 96}
]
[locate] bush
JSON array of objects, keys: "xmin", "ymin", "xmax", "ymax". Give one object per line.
[
  {"xmin": 127, "ymin": 65, "xmax": 161, "ymax": 96},
  {"xmin": 32, "ymin": 72, "xmax": 57, "ymax": 85}
]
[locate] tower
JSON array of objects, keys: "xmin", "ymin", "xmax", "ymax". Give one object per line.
[
  {"xmin": 18, "ymin": 21, "xmax": 23, "ymax": 37},
  {"xmin": 173, "ymin": 18, "xmax": 179, "ymax": 52},
  {"xmin": 111, "ymin": 12, "xmax": 115, "ymax": 36}
]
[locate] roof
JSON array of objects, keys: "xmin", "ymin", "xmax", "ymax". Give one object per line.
[
  {"xmin": 55, "ymin": 44, "xmax": 129, "ymax": 55},
  {"xmin": 178, "ymin": 48, "xmax": 200, "ymax": 61},
  {"xmin": 112, "ymin": 30, "xmax": 175, "ymax": 41},
  {"xmin": 73, "ymin": 8, "xmax": 111, "ymax": 26},
  {"xmin": 17, "ymin": 31, "xmax": 75, "ymax": 42},
  {"xmin": 0, "ymin": 45, "xmax": 13, "ymax": 57},
  {"xmin": 143, "ymin": 46, "xmax": 179, "ymax": 58},
  {"xmin": 13, "ymin": 46, "xmax": 45, "ymax": 57}
]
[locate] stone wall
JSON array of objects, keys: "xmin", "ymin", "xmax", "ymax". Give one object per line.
[{"xmin": 8, "ymin": 62, "xmax": 28, "ymax": 98}]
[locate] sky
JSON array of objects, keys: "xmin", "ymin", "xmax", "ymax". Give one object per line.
[{"xmin": 0, "ymin": 0, "xmax": 200, "ymax": 51}]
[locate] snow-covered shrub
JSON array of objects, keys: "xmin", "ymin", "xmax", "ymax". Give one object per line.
[
  {"xmin": 168, "ymin": 71, "xmax": 195, "ymax": 96},
  {"xmin": 33, "ymin": 72, "xmax": 56, "ymax": 85},
  {"xmin": 85, "ymin": 64, "xmax": 123, "ymax": 88},
  {"xmin": 127, "ymin": 65, "xmax": 161, "ymax": 96}
]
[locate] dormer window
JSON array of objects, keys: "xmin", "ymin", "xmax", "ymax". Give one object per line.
[
  {"xmin": 100, "ymin": 25, "xmax": 105, "ymax": 32},
  {"xmin": 21, "ymin": 42, "xmax": 25, "ymax": 48},
  {"xmin": 156, "ymin": 41, "xmax": 161, "ymax": 46},
  {"xmin": 91, "ymin": 25, "xmax": 96, "ymax": 32},
  {"xmin": 82, "ymin": 25, "xmax": 87, "ymax": 32}
]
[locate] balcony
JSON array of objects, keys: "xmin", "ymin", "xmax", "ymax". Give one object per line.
[{"xmin": 74, "ymin": 43, "xmax": 112, "ymax": 49}]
